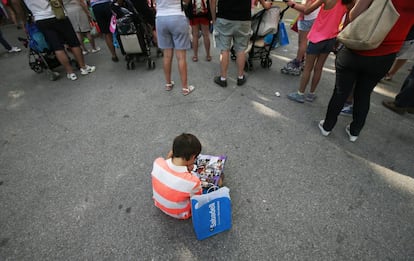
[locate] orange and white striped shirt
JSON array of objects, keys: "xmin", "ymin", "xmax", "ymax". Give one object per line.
[{"xmin": 151, "ymin": 157, "xmax": 202, "ymax": 219}]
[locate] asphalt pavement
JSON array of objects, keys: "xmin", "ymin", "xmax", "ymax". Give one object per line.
[{"xmin": 1, "ymin": 7, "xmax": 413, "ymax": 261}]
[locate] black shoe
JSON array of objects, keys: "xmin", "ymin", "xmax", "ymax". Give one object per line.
[
  {"xmin": 214, "ymin": 76, "xmax": 227, "ymax": 87},
  {"xmin": 237, "ymin": 75, "xmax": 246, "ymax": 86},
  {"xmin": 382, "ymin": 100, "xmax": 406, "ymax": 115}
]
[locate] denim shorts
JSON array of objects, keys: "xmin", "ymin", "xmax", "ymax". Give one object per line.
[
  {"xmin": 214, "ymin": 18, "xmax": 251, "ymax": 52},
  {"xmin": 156, "ymin": 15, "xmax": 191, "ymax": 50},
  {"xmin": 297, "ymin": 19, "xmax": 315, "ymax": 32},
  {"xmin": 307, "ymin": 38, "xmax": 336, "ymax": 55}
]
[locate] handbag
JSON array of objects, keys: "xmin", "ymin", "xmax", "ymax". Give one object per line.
[
  {"xmin": 49, "ymin": 0, "xmax": 66, "ymax": 20},
  {"xmin": 90, "ymin": 20, "xmax": 100, "ymax": 37},
  {"xmin": 337, "ymin": 0, "xmax": 400, "ymax": 51},
  {"xmin": 190, "ymin": 186, "xmax": 232, "ymax": 240},
  {"xmin": 251, "ymin": 6, "xmax": 280, "ymax": 36}
]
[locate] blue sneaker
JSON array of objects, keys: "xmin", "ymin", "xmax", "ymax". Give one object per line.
[
  {"xmin": 287, "ymin": 92, "xmax": 305, "ymax": 103},
  {"xmin": 305, "ymin": 93, "xmax": 317, "ymax": 102},
  {"xmin": 340, "ymin": 104, "xmax": 353, "ymax": 116}
]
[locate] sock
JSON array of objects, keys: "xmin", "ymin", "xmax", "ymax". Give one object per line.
[
  {"xmin": 298, "ymin": 91, "xmax": 304, "ymax": 95},
  {"xmin": 238, "ymin": 75, "xmax": 244, "ymax": 79},
  {"xmin": 220, "ymin": 77, "xmax": 226, "ymax": 81}
]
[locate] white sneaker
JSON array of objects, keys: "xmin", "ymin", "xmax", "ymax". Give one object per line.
[
  {"xmin": 8, "ymin": 46, "xmax": 21, "ymax": 53},
  {"xmin": 82, "ymin": 50, "xmax": 89, "ymax": 55},
  {"xmin": 345, "ymin": 125, "xmax": 358, "ymax": 142},
  {"xmin": 318, "ymin": 120, "xmax": 331, "ymax": 137},
  {"xmin": 67, "ymin": 73, "xmax": 78, "ymax": 81},
  {"xmin": 91, "ymin": 47, "xmax": 101, "ymax": 53},
  {"xmin": 80, "ymin": 65, "xmax": 96, "ymax": 75}
]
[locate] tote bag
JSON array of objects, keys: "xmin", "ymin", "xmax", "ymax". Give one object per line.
[
  {"xmin": 191, "ymin": 186, "xmax": 232, "ymax": 240},
  {"xmin": 337, "ymin": 0, "xmax": 400, "ymax": 50},
  {"xmin": 278, "ymin": 21, "xmax": 289, "ymax": 46}
]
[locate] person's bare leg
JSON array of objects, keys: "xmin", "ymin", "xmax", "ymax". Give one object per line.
[
  {"xmin": 175, "ymin": 49, "xmax": 188, "ymax": 88},
  {"xmin": 104, "ymin": 33, "xmax": 117, "ymax": 59},
  {"xmin": 200, "ymin": 24, "xmax": 210, "ymax": 59},
  {"xmin": 191, "ymin": 24, "xmax": 199, "ymax": 60},
  {"xmin": 76, "ymin": 32, "xmax": 87, "ymax": 52},
  {"xmin": 387, "ymin": 59, "xmax": 407, "ymax": 78},
  {"xmin": 163, "ymin": 48, "xmax": 173, "ymax": 84},
  {"xmin": 220, "ymin": 50, "xmax": 230, "ymax": 78},
  {"xmin": 10, "ymin": 0, "xmax": 24, "ymax": 27},
  {"xmin": 54, "ymin": 50, "xmax": 74, "ymax": 74},
  {"xmin": 86, "ymin": 32, "xmax": 97, "ymax": 50},
  {"xmin": 236, "ymin": 50, "xmax": 245, "ymax": 77},
  {"xmin": 309, "ymin": 53, "xmax": 329, "ymax": 93},
  {"xmin": 70, "ymin": 46, "xmax": 86, "ymax": 68},
  {"xmin": 298, "ymin": 54, "xmax": 316, "ymax": 93},
  {"xmin": 296, "ymin": 30, "xmax": 309, "ymax": 62}
]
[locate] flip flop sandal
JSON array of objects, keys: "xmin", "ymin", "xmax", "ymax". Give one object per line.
[
  {"xmin": 182, "ymin": 85, "xmax": 195, "ymax": 96},
  {"xmin": 206, "ymin": 55, "xmax": 212, "ymax": 62},
  {"xmin": 192, "ymin": 56, "xmax": 198, "ymax": 62},
  {"xmin": 165, "ymin": 81, "xmax": 175, "ymax": 91}
]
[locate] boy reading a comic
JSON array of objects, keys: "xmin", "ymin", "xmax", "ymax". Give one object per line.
[{"xmin": 151, "ymin": 133, "xmax": 203, "ymax": 219}]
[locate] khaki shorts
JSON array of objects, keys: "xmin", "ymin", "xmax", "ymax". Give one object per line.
[{"xmin": 213, "ymin": 18, "xmax": 251, "ymax": 52}]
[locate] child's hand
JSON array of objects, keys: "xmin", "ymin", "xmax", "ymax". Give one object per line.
[{"xmin": 166, "ymin": 150, "xmax": 173, "ymax": 159}]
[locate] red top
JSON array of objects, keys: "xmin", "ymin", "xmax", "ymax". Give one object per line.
[{"xmin": 356, "ymin": 0, "xmax": 414, "ymax": 56}]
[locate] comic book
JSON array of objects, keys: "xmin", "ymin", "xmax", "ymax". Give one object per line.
[{"xmin": 192, "ymin": 154, "xmax": 227, "ymax": 190}]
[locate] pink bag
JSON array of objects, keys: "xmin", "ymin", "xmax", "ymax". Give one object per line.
[{"xmin": 109, "ymin": 15, "xmax": 116, "ymax": 33}]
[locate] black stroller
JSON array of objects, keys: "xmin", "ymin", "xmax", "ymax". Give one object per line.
[
  {"xmin": 18, "ymin": 14, "xmax": 78, "ymax": 81},
  {"xmin": 111, "ymin": 0, "xmax": 155, "ymax": 70},
  {"xmin": 231, "ymin": 5, "xmax": 290, "ymax": 71}
]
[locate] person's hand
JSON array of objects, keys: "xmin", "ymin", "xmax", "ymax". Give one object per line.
[{"xmin": 166, "ymin": 150, "xmax": 173, "ymax": 159}]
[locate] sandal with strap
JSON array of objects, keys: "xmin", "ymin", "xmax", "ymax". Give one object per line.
[
  {"xmin": 192, "ymin": 56, "xmax": 198, "ymax": 62},
  {"xmin": 182, "ymin": 85, "xmax": 195, "ymax": 96},
  {"xmin": 165, "ymin": 81, "xmax": 175, "ymax": 91},
  {"xmin": 206, "ymin": 55, "xmax": 212, "ymax": 62}
]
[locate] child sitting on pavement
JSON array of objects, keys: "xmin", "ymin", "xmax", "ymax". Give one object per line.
[{"xmin": 151, "ymin": 133, "xmax": 203, "ymax": 219}]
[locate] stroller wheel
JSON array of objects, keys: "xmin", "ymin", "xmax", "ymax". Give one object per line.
[
  {"xmin": 261, "ymin": 58, "xmax": 272, "ymax": 68},
  {"xmin": 31, "ymin": 63, "xmax": 43, "ymax": 73},
  {"xmin": 46, "ymin": 69, "xmax": 59, "ymax": 81},
  {"xmin": 147, "ymin": 60, "xmax": 155, "ymax": 70}
]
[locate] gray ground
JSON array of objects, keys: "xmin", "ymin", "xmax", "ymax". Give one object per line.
[{"xmin": 1, "ymin": 7, "xmax": 413, "ymax": 261}]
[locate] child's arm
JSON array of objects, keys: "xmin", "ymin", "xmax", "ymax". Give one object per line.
[
  {"xmin": 304, "ymin": 0, "xmax": 323, "ymax": 15},
  {"xmin": 285, "ymin": 0, "xmax": 306, "ymax": 13}
]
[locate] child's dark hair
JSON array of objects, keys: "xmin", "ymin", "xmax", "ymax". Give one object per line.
[{"xmin": 172, "ymin": 133, "xmax": 202, "ymax": 161}]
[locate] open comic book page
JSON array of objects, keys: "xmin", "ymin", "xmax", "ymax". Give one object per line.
[{"xmin": 192, "ymin": 154, "xmax": 227, "ymax": 189}]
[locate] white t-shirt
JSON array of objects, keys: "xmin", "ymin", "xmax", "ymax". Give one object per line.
[
  {"xmin": 156, "ymin": 0, "xmax": 185, "ymax": 17},
  {"xmin": 24, "ymin": 0, "xmax": 55, "ymax": 21}
]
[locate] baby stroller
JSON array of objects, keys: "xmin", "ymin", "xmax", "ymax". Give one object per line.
[
  {"xmin": 111, "ymin": 0, "xmax": 155, "ymax": 70},
  {"xmin": 18, "ymin": 17, "xmax": 78, "ymax": 81},
  {"xmin": 231, "ymin": 5, "xmax": 290, "ymax": 71}
]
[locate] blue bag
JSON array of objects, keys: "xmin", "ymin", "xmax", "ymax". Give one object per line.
[
  {"xmin": 278, "ymin": 21, "xmax": 289, "ymax": 46},
  {"xmin": 26, "ymin": 22, "xmax": 50, "ymax": 53},
  {"xmin": 191, "ymin": 186, "xmax": 232, "ymax": 240}
]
